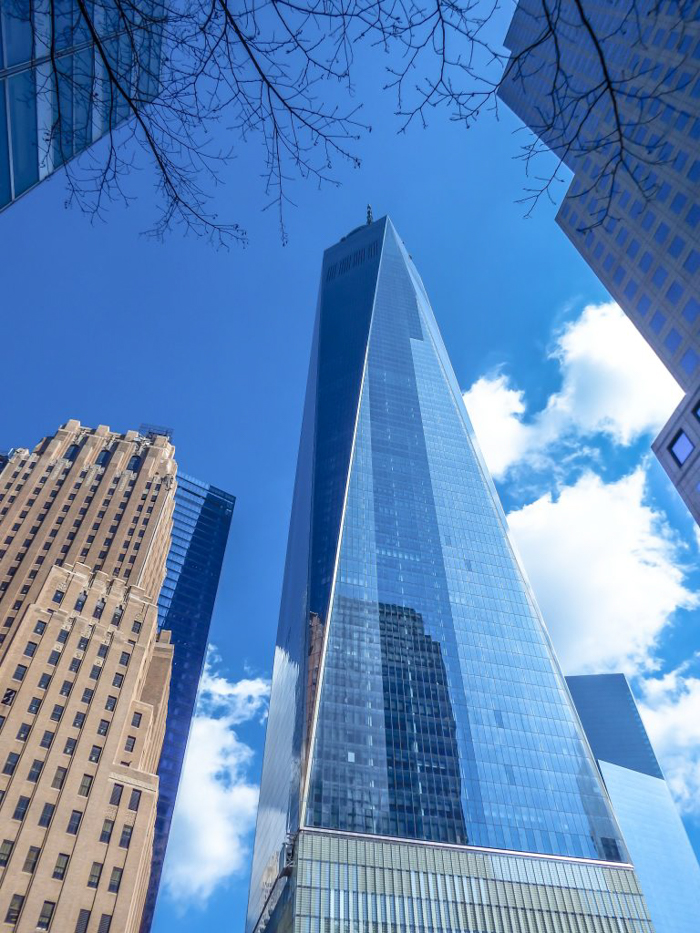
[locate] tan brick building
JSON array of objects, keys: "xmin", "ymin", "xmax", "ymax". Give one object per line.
[{"xmin": 0, "ymin": 421, "xmax": 176, "ymax": 932}]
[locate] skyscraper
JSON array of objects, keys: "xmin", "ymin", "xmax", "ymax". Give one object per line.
[
  {"xmin": 567, "ymin": 673, "xmax": 700, "ymax": 933},
  {"xmin": 0, "ymin": 421, "xmax": 175, "ymax": 931},
  {"xmin": 247, "ymin": 217, "xmax": 652, "ymax": 933},
  {"xmin": 0, "ymin": 0, "xmax": 161, "ymax": 211},
  {"xmin": 498, "ymin": 1, "xmax": 700, "ymax": 524},
  {"xmin": 140, "ymin": 469, "xmax": 234, "ymax": 933}
]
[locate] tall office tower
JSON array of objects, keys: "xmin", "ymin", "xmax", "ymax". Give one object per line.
[
  {"xmin": 567, "ymin": 673, "xmax": 700, "ymax": 933},
  {"xmin": 498, "ymin": 1, "xmax": 700, "ymax": 523},
  {"xmin": 0, "ymin": 0, "xmax": 161, "ymax": 211},
  {"xmin": 140, "ymin": 468, "xmax": 235, "ymax": 933},
  {"xmin": 0, "ymin": 421, "xmax": 176, "ymax": 932},
  {"xmin": 247, "ymin": 217, "xmax": 653, "ymax": 933}
]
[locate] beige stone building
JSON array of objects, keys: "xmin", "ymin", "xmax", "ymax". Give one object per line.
[{"xmin": 0, "ymin": 421, "xmax": 176, "ymax": 932}]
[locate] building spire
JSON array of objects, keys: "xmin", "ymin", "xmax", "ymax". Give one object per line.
[{"xmin": 366, "ymin": 203, "xmax": 373, "ymax": 225}]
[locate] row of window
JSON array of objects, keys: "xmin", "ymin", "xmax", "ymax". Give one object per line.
[
  {"xmin": 5, "ymin": 893, "xmax": 112, "ymax": 931},
  {"xmin": 8, "ymin": 793, "xmax": 136, "ymax": 843},
  {"xmin": 1, "ymin": 838, "xmax": 125, "ymax": 887}
]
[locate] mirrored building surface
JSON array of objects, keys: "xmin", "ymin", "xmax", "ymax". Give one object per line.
[
  {"xmin": 568, "ymin": 673, "xmax": 700, "ymax": 933},
  {"xmin": 0, "ymin": 0, "xmax": 161, "ymax": 211},
  {"xmin": 140, "ymin": 471, "xmax": 234, "ymax": 932},
  {"xmin": 246, "ymin": 218, "xmax": 652, "ymax": 933}
]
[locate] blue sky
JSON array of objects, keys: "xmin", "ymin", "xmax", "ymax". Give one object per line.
[{"xmin": 1, "ymin": 35, "xmax": 700, "ymax": 932}]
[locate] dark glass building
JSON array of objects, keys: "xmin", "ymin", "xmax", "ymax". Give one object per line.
[
  {"xmin": 140, "ymin": 470, "xmax": 235, "ymax": 932},
  {"xmin": 568, "ymin": 674, "xmax": 700, "ymax": 933},
  {"xmin": 0, "ymin": 0, "xmax": 161, "ymax": 211},
  {"xmin": 246, "ymin": 217, "xmax": 652, "ymax": 933},
  {"xmin": 498, "ymin": 1, "xmax": 700, "ymax": 524}
]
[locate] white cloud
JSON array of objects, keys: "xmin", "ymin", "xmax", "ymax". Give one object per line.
[
  {"xmin": 506, "ymin": 468, "xmax": 697, "ymax": 674},
  {"xmin": 162, "ymin": 650, "xmax": 270, "ymax": 905},
  {"xmin": 463, "ymin": 302, "xmax": 682, "ymax": 479},
  {"xmin": 639, "ymin": 667, "xmax": 700, "ymax": 816}
]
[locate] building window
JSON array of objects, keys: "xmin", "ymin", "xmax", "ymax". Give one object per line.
[
  {"xmin": 105, "ymin": 696, "xmax": 117, "ymax": 711},
  {"xmin": 3, "ymin": 752, "xmax": 19, "ymax": 775},
  {"xmin": 75, "ymin": 909, "xmax": 91, "ymax": 933},
  {"xmin": 38, "ymin": 673, "xmax": 51, "ymax": 689},
  {"xmin": 52, "ymin": 589, "xmax": 64, "ymax": 604},
  {"xmin": 78, "ymin": 774, "xmax": 93, "ymax": 797},
  {"xmin": 93, "ymin": 599, "xmax": 105, "ymax": 620},
  {"xmin": 73, "ymin": 712, "xmax": 85, "ymax": 728},
  {"xmin": 82, "ymin": 688, "xmax": 94, "ymax": 704},
  {"xmin": 13, "ymin": 796, "xmax": 30, "ymax": 821},
  {"xmin": 74, "ymin": 592, "xmax": 87, "ymax": 612},
  {"xmin": 52, "ymin": 767, "xmax": 67, "ymax": 790},
  {"xmin": 0, "ymin": 840, "xmax": 13, "ymax": 867},
  {"xmin": 113, "ymin": 673, "xmax": 124, "ymax": 688},
  {"xmin": 24, "ymin": 641, "xmax": 37, "ymax": 657},
  {"xmin": 670, "ymin": 430, "xmax": 695, "ymax": 466},
  {"xmin": 5, "ymin": 895, "xmax": 24, "ymax": 924},
  {"xmin": 13, "ymin": 664, "xmax": 27, "ymax": 682},
  {"xmin": 38, "ymin": 802, "xmax": 55, "ymax": 828},
  {"xmin": 22, "ymin": 845, "xmax": 41, "ymax": 873},
  {"xmin": 119, "ymin": 824, "xmax": 133, "ymax": 849},
  {"xmin": 37, "ymin": 901, "xmax": 56, "ymax": 930},
  {"xmin": 87, "ymin": 861, "xmax": 103, "ymax": 888},
  {"xmin": 60, "ymin": 680, "xmax": 73, "ymax": 697},
  {"xmin": 110, "ymin": 784, "xmax": 123, "ymax": 806},
  {"xmin": 125, "ymin": 736, "xmax": 136, "ymax": 753},
  {"xmin": 128, "ymin": 789, "xmax": 142, "ymax": 812},
  {"xmin": 66, "ymin": 810, "xmax": 83, "ymax": 835},
  {"xmin": 16, "ymin": 722, "xmax": 30, "ymax": 740},
  {"xmin": 97, "ymin": 719, "xmax": 110, "ymax": 736},
  {"xmin": 100, "ymin": 819, "xmax": 114, "ymax": 844},
  {"xmin": 108, "ymin": 867, "xmax": 123, "ymax": 893},
  {"xmin": 64, "ymin": 738, "xmax": 77, "ymax": 755},
  {"xmin": 132, "ymin": 621, "xmax": 142, "ymax": 635},
  {"xmin": 119, "ymin": 651, "xmax": 130, "ymax": 667},
  {"xmin": 132, "ymin": 712, "xmax": 142, "ymax": 728},
  {"xmin": 27, "ymin": 759, "xmax": 43, "ymax": 782},
  {"xmin": 50, "ymin": 704, "xmax": 64, "ymax": 722},
  {"xmin": 52, "ymin": 853, "xmax": 70, "ymax": 880},
  {"xmin": 40, "ymin": 730, "xmax": 55, "ymax": 749}
]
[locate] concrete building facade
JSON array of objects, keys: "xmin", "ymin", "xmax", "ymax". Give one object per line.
[
  {"xmin": 0, "ymin": 421, "xmax": 176, "ymax": 931},
  {"xmin": 498, "ymin": 0, "xmax": 700, "ymax": 524}
]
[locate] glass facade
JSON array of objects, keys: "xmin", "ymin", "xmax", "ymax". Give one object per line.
[
  {"xmin": 568, "ymin": 674, "xmax": 700, "ymax": 933},
  {"xmin": 566, "ymin": 674, "xmax": 663, "ymax": 780},
  {"xmin": 140, "ymin": 471, "xmax": 235, "ymax": 933},
  {"xmin": 247, "ymin": 218, "xmax": 648, "ymax": 933},
  {"xmin": 0, "ymin": 0, "xmax": 162, "ymax": 211}
]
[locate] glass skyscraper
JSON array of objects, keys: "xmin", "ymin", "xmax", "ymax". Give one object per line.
[
  {"xmin": 247, "ymin": 217, "xmax": 652, "ymax": 933},
  {"xmin": 567, "ymin": 674, "xmax": 700, "ymax": 933},
  {"xmin": 498, "ymin": 0, "xmax": 700, "ymax": 525},
  {"xmin": 0, "ymin": 0, "xmax": 161, "ymax": 211},
  {"xmin": 140, "ymin": 465, "xmax": 235, "ymax": 932}
]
